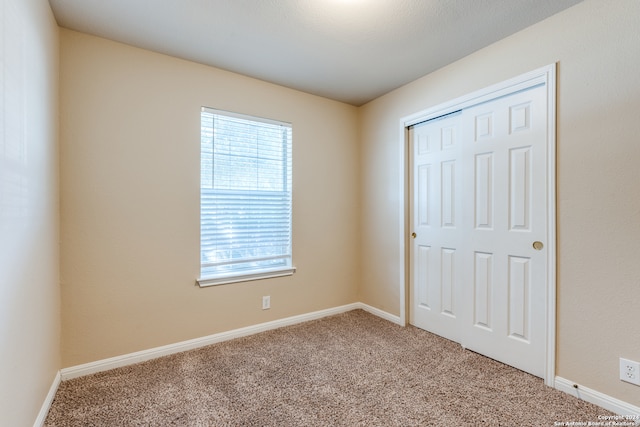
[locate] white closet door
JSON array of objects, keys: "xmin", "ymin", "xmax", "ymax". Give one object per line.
[{"xmin": 410, "ymin": 83, "xmax": 548, "ymax": 377}]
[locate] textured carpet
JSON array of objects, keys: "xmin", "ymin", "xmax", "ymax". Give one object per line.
[{"xmin": 45, "ymin": 310, "xmax": 610, "ymax": 426}]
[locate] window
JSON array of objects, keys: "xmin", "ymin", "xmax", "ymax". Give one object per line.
[{"xmin": 198, "ymin": 107, "xmax": 294, "ymax": 286}]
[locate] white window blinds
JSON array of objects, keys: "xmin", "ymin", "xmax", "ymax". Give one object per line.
[{"xmin": 199, "ymin": 108, "xmax": 294, "ymax": 286}]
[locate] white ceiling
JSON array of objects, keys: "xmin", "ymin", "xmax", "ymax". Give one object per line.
[{"xmin": 48, "ymin": 0, "xmax": 582, "ymax": 106}]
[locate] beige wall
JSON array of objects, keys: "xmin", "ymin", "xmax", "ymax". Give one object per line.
[
  {"xmin": 360, "ymin": 0, "xmax": 640, "ymax": 406},
  {"xmin": 0, "ymin": 0, "xmax": 60, "ymax": 425},
  {"xmin": 59, "ymin": 30, "xmax": 361, "ymax": 367}
]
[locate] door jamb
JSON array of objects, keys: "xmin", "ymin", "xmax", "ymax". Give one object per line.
[{"xmin": 397, "ymin": 64, "xmax": 557, "ymax": 386}]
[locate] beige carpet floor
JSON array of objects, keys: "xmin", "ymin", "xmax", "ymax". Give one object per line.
[{"xmin": 45, "ymin": 310, "xmax": 610, "ymax": 426}]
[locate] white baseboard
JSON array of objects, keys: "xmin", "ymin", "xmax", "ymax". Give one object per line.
[
  {"xmin": 33, "ymin": 371, "xmax": 61, "ymax": 427},
  {"xmin": 358, "ymin": 302, "xmax": 403, "ymax": 326},
  {"xmin": 60, "ymin": 302, "xmax": 398, "ymax": 381},
  {"xmin": 555, "ymin": 376, "xmax": 640, "ymax": 422}
]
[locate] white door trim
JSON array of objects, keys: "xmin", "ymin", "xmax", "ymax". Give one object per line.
[{"xmin": 398, "ymin": 64, "xmax": 556, "ymax": 386}]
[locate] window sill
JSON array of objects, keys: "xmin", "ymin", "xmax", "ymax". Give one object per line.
[{"xmin": 197, "ymin": 267, "xmax": 296, "ymax": 287}]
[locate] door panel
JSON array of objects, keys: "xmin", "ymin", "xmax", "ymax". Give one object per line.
[
  {"xmin": 473, "ymin": 251, "xmax": 493, "ymax": 331},
  {"xmin": 409, "ymin": 112, "xmax": 463, "ymax": 343},
  {"xmin": 410, "ymin": 84, "xmax": 548, "ymax": 377}
]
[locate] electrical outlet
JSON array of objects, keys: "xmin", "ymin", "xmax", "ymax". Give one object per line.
[
  {"xmin": 262, "ymin": 295, "xmax": 270, "ymax": 310},
  {"xmin": 619, "ymin": 358, "xmax": 640, "ymax": 386}
]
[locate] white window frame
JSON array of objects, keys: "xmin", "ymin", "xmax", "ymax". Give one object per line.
[{"xmin": 197, "ymin": 107, "xmax": 295, "ymax": 287}]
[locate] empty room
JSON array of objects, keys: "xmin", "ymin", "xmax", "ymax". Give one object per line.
[{"xmin": 1, "ymin": 0, "xmax": 639, "ymax": 425}]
